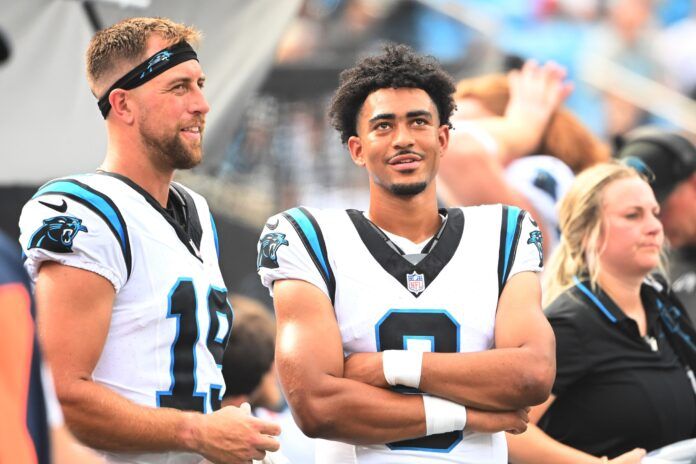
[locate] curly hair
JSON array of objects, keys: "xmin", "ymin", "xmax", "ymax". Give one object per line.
[{"xmin": 329, "ymin": 44, "xmax": 456, "ymax": 144}]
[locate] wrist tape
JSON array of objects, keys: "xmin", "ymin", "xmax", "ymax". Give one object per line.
[
  {"xmin": 422, "ymin": 395, "xmax": 467, "ymax": 436},
  {"xmin": 382, "ymin": 350, "xmax": 423, "ymax": 388}
]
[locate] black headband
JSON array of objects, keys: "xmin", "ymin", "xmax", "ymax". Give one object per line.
[{"xmin": 97, "ymin": 41, "xmax": 198, "ymax": 118}]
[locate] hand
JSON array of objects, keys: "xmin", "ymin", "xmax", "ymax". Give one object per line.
[
  {"xmin": 608, "ymin": 448, "xmax": 646, "ymax": 463},
  {"xmin": 343, "ymin": 352, "xmax": 388, "ymax": 388},
  {"xmin": 466, "ymin": 407, "xmax": 530, "ymax": 435},
  {"xmin": 193, "ymin": 403, "xmax": 281, "ymax": 464},
  {"xmin": 505, "ymin": 60, "xmax": 573, "ymax": 148}
]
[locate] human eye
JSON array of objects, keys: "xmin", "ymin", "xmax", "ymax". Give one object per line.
[
  {"xmin": 412, "ymin": 118, "xmax": 428, "ymax": 126},
  {"xmin": 171, "ymin": 82, "xmax": 188, "ymax": 94},
  {"xmin": 374, "ymin": 121, "xmax": 391, "ymax": 131}
]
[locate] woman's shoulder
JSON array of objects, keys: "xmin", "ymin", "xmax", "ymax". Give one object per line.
[{"xmin": 544, "ymin": 286, "xmax": 597, "ymax": 323}]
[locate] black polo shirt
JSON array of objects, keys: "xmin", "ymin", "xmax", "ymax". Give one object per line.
[{"xmin": 539, "ymin": 280, "xmax": 696, "ymax": 458}]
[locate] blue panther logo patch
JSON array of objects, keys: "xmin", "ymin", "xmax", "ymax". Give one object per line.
[
  {"xmin": 29, "ymin": 216, "xmax": 88, "ymax": 253},
  {"xmin": 140, "ymin": 50, "xmax": 172, "ymax": 79},
  {"xmin": 257, "ymin": 232, "xmax": 288, "ymax": 269},
  {"xmin": 527, "ymin": 230, "xmax": 543, "ymax": 267}
]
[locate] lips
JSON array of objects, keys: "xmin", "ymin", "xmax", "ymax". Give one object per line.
[
  {"xmin": 388, "ymin": 152, "xmax": 423, "ymax": 171},
  {"xmin": 180, "ymin": 123, "xmax": 204, "ymax": 141}
]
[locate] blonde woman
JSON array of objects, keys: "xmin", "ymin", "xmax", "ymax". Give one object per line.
[{"xmin": 508, "ymin": 161, "xmax": 696, "ymax": 463}]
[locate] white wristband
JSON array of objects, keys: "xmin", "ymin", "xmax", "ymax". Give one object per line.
[
  {"xmin": 422, "ymin": 395, "xmax": 467, "ymax": 436},
  {"xmin": 382, "ymin": 349, "xmax": 423, "ymax": 388}
]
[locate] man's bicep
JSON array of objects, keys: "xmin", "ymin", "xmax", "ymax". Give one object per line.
[
  {"xmin": 35, "ymin": 262, "xmax": 115, "ymax": 383},
  {"xmin": 273, "ymin": 279, "xmax": 344, "ymax": 380},
  {"xmin": 495, "ymin": 271, "xmax": 553, "ymax": 351}
]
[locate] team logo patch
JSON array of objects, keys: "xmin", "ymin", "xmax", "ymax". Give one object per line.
[
  {"xmin": 406, "ymin": 271, "xmax": 425, "ymax": 295},
  {"xmin": 527, "ymin": 230, "xmax": 543, "ymax": 267},
  {"xmin": 140, "ymin": 50, "xmax": 172, "ymax": 79},
  {"xmin": 29, "ymin": 215, "xmax": 88, "ymax": 253},
  {"xmin": 257, "ymin": 232, "xmax": 289, "ymax": 269}
]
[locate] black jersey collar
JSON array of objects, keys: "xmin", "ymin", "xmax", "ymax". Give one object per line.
[
  {"xmin": 96, "ymin": 171, "xmax": 203, "ymax": 262},
  {"xmin": 347, "ymin": 208, "xmax": 464, "ymax": 297}
]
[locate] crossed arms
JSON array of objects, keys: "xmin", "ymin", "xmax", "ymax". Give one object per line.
[{"xmin": 272, "ymin": 270, "xmax": 556, "ymax": 444}]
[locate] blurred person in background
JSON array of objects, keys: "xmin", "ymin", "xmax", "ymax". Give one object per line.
[
  {"xmin": 438, "ymin": 61, "xmax": 602, "ymax": 254},
  {"xmin": 508, "ymin": 161, "xmax": 696, "ymax": 463},
  {"xmin": 582, "ymin": 0, "xmax": 665, "ymax": 140},
  {"xmin": 221, "ymin": 295, "xmax": 282, "ymax": 412},
  {"xmin": 618, "ymin": 127, "xmax": 696, "ymax": 321},
  {"xmin": 221, "ymin": 295, "xmax": 314, "ymax": 464},
  {"xmin": 448, "ymin": 63, "xmax": 610, "ymax": 173},
  {"xmin": 0, "ymin": 230, "xmax": 102, "ymax": 464}
]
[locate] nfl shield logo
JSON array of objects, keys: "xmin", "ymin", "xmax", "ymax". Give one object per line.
[{"xmin": 406, "ymin": 271, "xmax": 425, "ymax": 295}]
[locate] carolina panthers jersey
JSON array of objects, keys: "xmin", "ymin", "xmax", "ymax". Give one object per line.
[
  {"xmin": 19, "ymin": 172, "xmax": 232, "ymax": 464},
  {"xmin": 257, "ymin": 205, "xmax": 542, "ymax": 464}
]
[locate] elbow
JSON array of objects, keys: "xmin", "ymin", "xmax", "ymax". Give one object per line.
[
  {"xmin": 517, "ymin": 355, "xmax": 555, "ymax": 406},
  {"xmin": 286, "ymin": 389, "xmax": 338, "ymax": 439}
]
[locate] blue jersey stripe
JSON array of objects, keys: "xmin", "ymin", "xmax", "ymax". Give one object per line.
[
  {"xmin": 503, "ymin": 206, "xmax": 522, "ymax": 281},
  {"xmin": 210, "ymin": 213, "xmax": 219, "ymax": 258},
  {"xmin": 285, "ymin": 208, "xmax": 330, "ymax": 280},
  {"xmin": 33, "ymin": 180, "xmax": 127, "ymax": 254}
]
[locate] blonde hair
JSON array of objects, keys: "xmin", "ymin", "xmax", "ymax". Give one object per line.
[
  {"xmin": 543, "ymin": 161, "xmax": 662, "ymax": 305},
  {"xmin": 86, "ymin": 17, "xmax": 201, "ymax": 96},
  {"xmin": 455, "ymin": 73, "xmax": 610, "ymax": 173}
]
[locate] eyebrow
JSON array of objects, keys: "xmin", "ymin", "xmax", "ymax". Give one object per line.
[
  {"xmin": 164, "ymin": 75, "xmax": 206, "ymax": 87},
  {"xmin": 368, "ymin": 110, "xmax": 433, "ymax": 124}
]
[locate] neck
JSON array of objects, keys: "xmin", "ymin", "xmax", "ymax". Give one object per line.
[
  {"xmin": 597, "ymin": 267, "xmax": 644, "ymax": 316},
  {"xmin": 367, "ymin": 182, "xmax": 441, "ymax": 243},
  {"xmin": 103, "ymin": 131, "xmax": 174, "ymax": 207}
]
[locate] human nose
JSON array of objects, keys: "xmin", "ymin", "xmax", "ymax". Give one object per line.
[
  {"xmin": 392, "ymin": 122, "xmax": 415, "ymax": 149},
  {"xmin": 189, "ymin": 86, "xmax": 210, "ymax": 115},
  {"xmin": 646, "ymin": 212, "xmax": 663, "ymax": 236}
]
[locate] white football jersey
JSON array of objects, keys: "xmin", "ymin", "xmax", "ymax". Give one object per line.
[
  {"xmin": 19, "ymin": 172, "xmax": 232, "ymax": 464},
  {"xmin": 258, "ymin": 204, "xmax": 543, "ymax": 464}
]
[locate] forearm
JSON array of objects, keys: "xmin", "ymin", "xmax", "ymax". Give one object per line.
[
  {"xmin": 507, "ymin": 424, "xmax": 603, "ymax": 464},
  {"xmin": 419, "ymin": 346, "xmax": 554, "ymax": 410},
  {"xmin": 288, "ymin": 373, "xmax": 427, "ymax": 444},
  {"xmin": 58, "ymin": 378, "xmax": 200, "ymax": 453}
]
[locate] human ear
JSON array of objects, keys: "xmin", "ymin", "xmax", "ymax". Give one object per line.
[
  {"xmin": 438, "ymin": 124, "xmax": 450, "ymax": 157},
  {"xmin": 109, "ymin": 89, "xmax": 134, "ymax": 124},
  {"xmin": 348, "ymin": 136, "xmax": 365, "ymax": 166}
]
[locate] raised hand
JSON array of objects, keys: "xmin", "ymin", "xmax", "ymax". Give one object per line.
[{"xmin": 506, "ymin": 60, "xmax": 573, "ymax": 128}]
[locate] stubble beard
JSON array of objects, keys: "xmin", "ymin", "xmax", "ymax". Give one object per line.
[
  {"xmin": 389, "ymin": 181, "xmax": 428, "ymax": 197},
  {"xmin": 139, "ymin": 122, "xmax": 203, "ymax": 171}
]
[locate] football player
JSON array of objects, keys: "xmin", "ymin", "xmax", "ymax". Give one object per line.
[
  {"xmin": 19, "ymin": 17, "xmax": 280, "ymax": 464},
  {"xmin": 257, "ymin": 44, "xmax": 556, "ymax": 463}
]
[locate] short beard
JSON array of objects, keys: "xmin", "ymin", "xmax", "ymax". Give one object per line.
[
  {"xmin": 140, "ymin": 123, "xmax": 202, "ymax": 171},
  {"xmin": 389, "ymin": 182, "xmax": 427, "ymax": 197}
]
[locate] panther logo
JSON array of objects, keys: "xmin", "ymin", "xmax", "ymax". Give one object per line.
[
  {"xmin": 527, "ymin": 230, "xmax": 543, "ymax": 267},
  {"xmin": 257, "ymin": 232, "xmax": 288, "ymax": 269},
  {"xmin": 140, "ymin": 50, "xmax": 172, "ymax": 79},
  {"xmin": 29, "ymin": 216, "xmax": 88, "ymax": 253}
]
